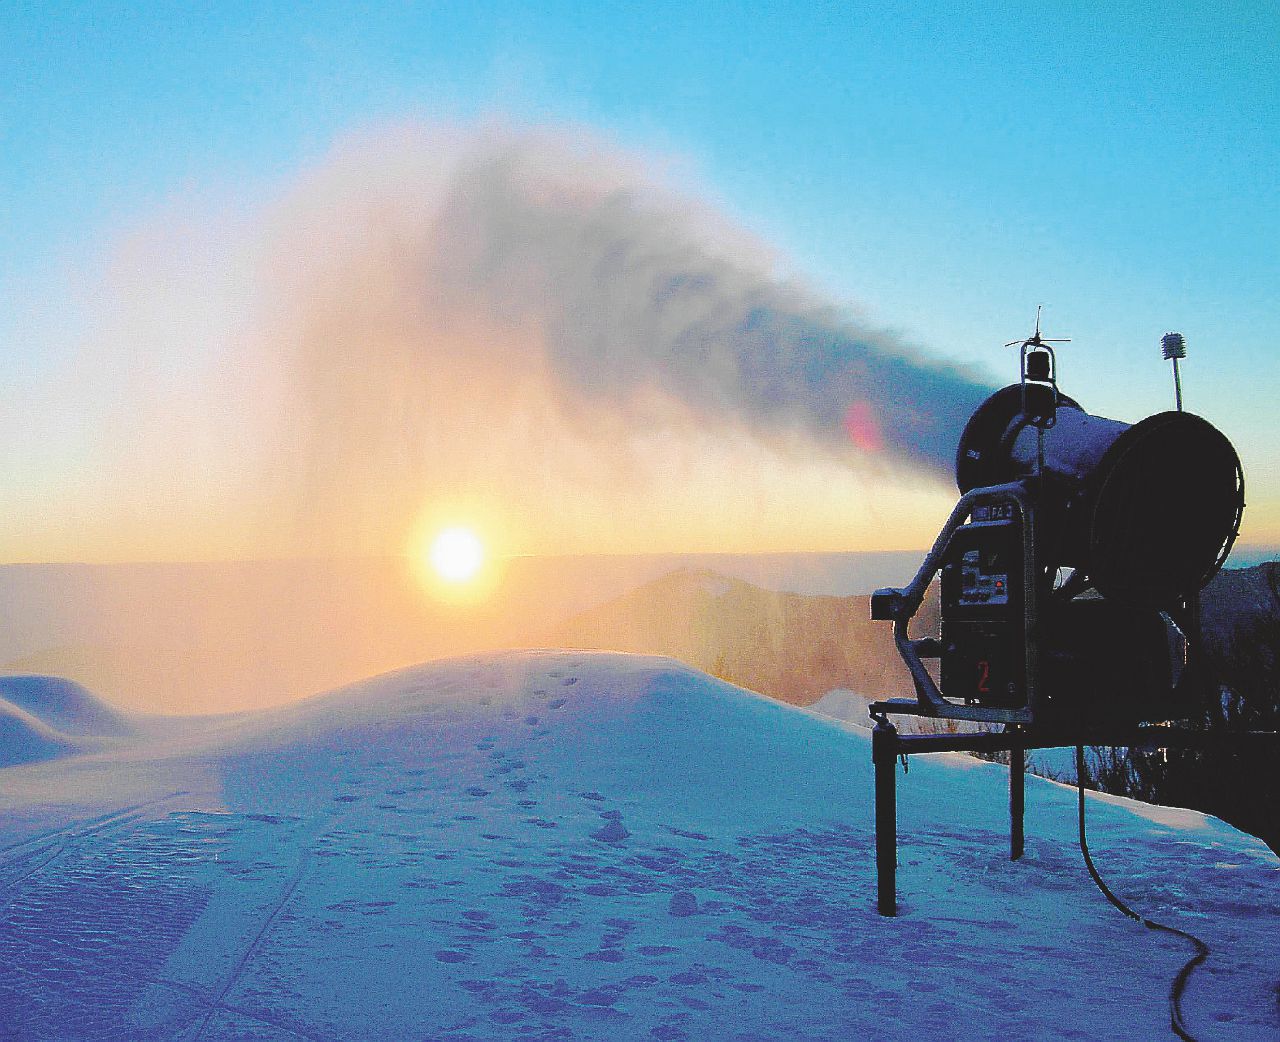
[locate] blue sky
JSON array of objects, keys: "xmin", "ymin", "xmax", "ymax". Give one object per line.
[{"xmin": 3, "ymin": 2, "xmax": 1278, "ymax": 556}]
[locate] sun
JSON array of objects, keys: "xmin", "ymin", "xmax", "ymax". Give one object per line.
[{"xmin": 428, "ymin": 526, "xmax": 485, "ymax": 583}]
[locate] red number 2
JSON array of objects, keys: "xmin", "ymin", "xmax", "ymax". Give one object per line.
[{"xmin": 976, "ymin": 660, "xmax": 991, "ymax": 694}]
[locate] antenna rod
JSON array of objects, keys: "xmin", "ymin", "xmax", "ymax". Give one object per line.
[{"xmin": 1162, "ymin": 332, "xmax": 1186, "ymax": 411}]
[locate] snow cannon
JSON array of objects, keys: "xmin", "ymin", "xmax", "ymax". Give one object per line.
[
  {"xmin": 954, "ymin": 385, "xmax": 1242, "ymax": 610},
  {"xmin": 869, "ymin": 320, "xmax": 1244, "ymax": 732}
]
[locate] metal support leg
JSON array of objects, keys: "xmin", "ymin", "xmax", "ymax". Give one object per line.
[
  {"xmin": 1010, "ymin": 746, "xmax": 1025, "ymax": 861},
  {"xmin": 872, "ymin": 719, "xmax": 899, "ymax": 916}
]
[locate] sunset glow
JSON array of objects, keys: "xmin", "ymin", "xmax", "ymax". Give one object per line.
[{"xmin": 429, "ymin": 526, "xmax": 485, "ymax": 584}]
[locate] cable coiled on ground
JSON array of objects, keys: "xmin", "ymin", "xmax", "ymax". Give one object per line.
[{"xmin": 1075, "ymin": 744, "xmax": 1210, "ymax": 1042}]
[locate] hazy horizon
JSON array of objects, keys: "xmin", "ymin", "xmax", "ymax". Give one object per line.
[{"xmin": 0, "ymin": 550, "xmax": 935, "ymax": 714}]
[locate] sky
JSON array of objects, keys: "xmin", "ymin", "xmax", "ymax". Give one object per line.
[{"xmin": 2, "ymin": 1, "xmax": 1277, "ymax": 563}]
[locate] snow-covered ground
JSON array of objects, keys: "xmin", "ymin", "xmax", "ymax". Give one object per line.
[{"xmin": 0, "ymin": 652, "xmax": 1275, "ymax": 1041}]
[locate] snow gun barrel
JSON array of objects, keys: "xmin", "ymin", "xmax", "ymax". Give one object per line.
[{"xmin": 955, "ymin": 385, "xmax": 1243, "ymax": 609}]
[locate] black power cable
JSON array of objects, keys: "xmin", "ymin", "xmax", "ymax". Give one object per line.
[{"xmin": 1075, "ymin": 744, "xmax": 1211, "ymax": 1041}]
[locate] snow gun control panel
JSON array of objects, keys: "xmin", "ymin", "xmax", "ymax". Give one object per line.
[{"xmin": 938, "ymin": 504, "xmax": 1023, "ymax": 709}]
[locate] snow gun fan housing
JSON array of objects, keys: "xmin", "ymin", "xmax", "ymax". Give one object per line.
[{"xmin": 872, "ymin": 362, "xmax": 1244, "ymax": 733}]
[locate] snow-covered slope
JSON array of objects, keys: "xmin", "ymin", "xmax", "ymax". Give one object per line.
[
  {"xmin": 551, "ymin": 569, "xmax": 939, "ymax": 706},
  {"xmin": 809, "ymin": 687, "xmax": 876, "ymax": 727},
  {"xmin": 0, "ymin": 697, "xmax": 89, "ymax": 767},
  {"xmin": 0, "ymin": 675, "xmax": 140, "ymax": 768},
  {"xmin": 0, "ymin": 652, "xmax": 1274, "ymax": 1041},
  {"xmin": 0, "ymin": 675, "xmax": 136, "ymax": 737}
]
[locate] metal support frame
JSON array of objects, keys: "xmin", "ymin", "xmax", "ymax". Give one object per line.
[
  {"xmin": 1009, "ymin": 741, "xmax": 1025, "ymax": 861},
  {"xmin": 869, "ymin": 715, "xmax": 1279, "ymax": 916},
  {"xmin": 872, "ymin": 720, "xmax": 899, "ymax": 915},
  {"xmin": 876, "ymin": 480, "xmax": 1040, "ymax": 725}
]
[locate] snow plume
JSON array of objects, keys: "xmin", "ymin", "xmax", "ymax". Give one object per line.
[
  {"xmin": 12, "ymin": 123, "xmax": 994, "ymax": 559},
  {"xmin": 266, "ymin": 124, "xmax": 992, "ymax": 550},
  {"xmin": 421, "ymin": 138, "xmax": 992, "ymax": 471}
]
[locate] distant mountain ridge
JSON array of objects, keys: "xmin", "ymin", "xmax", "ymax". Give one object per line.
[{"xmin": 552, "ymin": 567, "xmax": 939, "ymax": 706}]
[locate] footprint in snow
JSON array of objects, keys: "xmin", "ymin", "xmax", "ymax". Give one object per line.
[
  {"xmin": 664, "ymin": 826, "xmax": 710, "ymax": 841},
  {"xmin": 525, "ymin": 818, "xmax": 558, "ymax": 829},
  {"xmin": 591, "ymin": 820, "xmax": 631, "ymax": 843}
]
